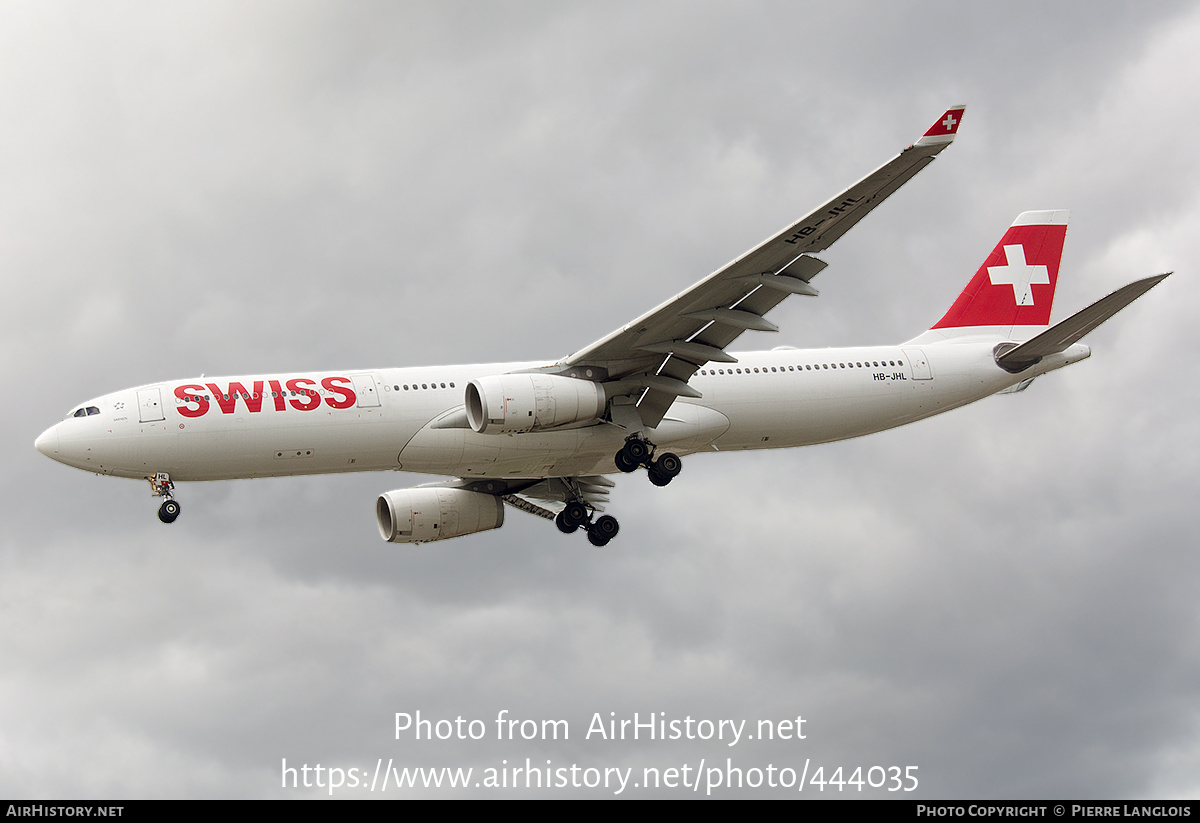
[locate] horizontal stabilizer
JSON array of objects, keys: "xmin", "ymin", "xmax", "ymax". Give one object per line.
[{"xmin": 997, "ymin": 273, "xmax": 1170, "ymax": 372}]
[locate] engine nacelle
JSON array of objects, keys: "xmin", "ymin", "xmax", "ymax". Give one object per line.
[
  {"xmin": 376, "ymin": 487, "xmax": 505, "ymax": 543},
  {"xmin": 465, "ymin": 374, "xmax": 605, "ymax": 434}
]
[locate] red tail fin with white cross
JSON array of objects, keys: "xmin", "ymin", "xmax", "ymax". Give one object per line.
[{"xmin": 931, "ymin": 210, "xmax": 1068, "ymax": 333}]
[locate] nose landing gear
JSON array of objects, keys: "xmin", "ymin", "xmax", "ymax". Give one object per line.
[
  {"xmin": 147, "ymin": 473, "xmax": 181, "ymax": 523},
  {"xmin": 158, "ymin": 499, "xmax": 181, "ymax": 523}
]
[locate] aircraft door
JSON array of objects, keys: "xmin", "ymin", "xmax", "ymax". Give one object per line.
[
  {"xmin": 901, "ymin": 348, "xmax": 933, "ymax": 380},
  {"xmin": 137, "ymin": 387, "xmax": 165, "ymax": 422},
  {"xmin": 350, "ymin": 374, "xmax": 381, "ymax": 408}
]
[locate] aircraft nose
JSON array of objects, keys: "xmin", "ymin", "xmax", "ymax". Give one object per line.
[{"xmin": 35, "ymin": 425, "xmax": 59, "ymax": 458}]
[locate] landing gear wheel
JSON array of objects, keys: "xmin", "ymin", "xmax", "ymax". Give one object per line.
[
  {"xmin": 147, "ymin": 473, "xmax": 179, "ymax": 523},
  {"xmin": 555, "ymin": 510, "xmax": 579, "ymax": 534},
  {"xmin": 158, "ymin": 499, "xmax": 181, "ymax": 524},
  {"xmin": 614, "ymin": 448, "xmax": 639, "ymax": 473},
  {"xmin": 653, "ymin": 452, "xmax": 682, "ymax": 479},
  {"xmin": 647, "ymin": 466, "xmax": 672, "ymax": 487},
  {"xmin": 562, "ymin": 501, "xmax": 589, "ymax": 529},
  {"xmin": 623, "ymin": 438, "xmax": 649, "ymax": 464},
  {"xmin": 587, "ymin": 515, "xmax": 620, "ymax": 546}
]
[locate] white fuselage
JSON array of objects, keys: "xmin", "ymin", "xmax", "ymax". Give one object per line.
[{"xmin": 34, "ymin": 339, "xmax": 1090, "ymax": 484}]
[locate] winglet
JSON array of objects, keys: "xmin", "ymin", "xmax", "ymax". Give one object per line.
[{"xmin": 915, "ymin": 105, "xmax": 966, "ymax": 147}]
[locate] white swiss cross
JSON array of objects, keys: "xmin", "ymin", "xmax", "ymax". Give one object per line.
[
  {"xmin": 942, "ymin": 113, "xmax": 957, "ymax": 131},
  {"xmin": 987, "ymin": 244, "xmax": 1049, "ymax": 306}
]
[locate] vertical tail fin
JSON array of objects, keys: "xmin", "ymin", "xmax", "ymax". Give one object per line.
[{"xmin": 930, "ymin": 210, "xmax": 1069, "ymax": 337}]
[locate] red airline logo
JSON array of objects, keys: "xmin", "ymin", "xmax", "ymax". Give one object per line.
[
  {"xmin": 932, "ymin": 213, "xmax": 1067, "ymax": 329},
  {"xmin": 922, "ymin": 106, "xmax": 965, "ymax": 139},
  {"xmin": 987, "ymin": 244, "xmax": 1049, "ymax": 305},
  {"xmin": 174, "ymin": 376, "xmax": 357, "ymax": 418}
]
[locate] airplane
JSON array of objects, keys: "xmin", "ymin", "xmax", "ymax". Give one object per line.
[{"xmin": 34, "ymin": 106, "xmax": 1169, "ymax": 547}]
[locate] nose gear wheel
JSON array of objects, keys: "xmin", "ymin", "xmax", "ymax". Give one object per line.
[{"xmin": 146, "ymin": 472, "xmax": 180, "ymax": 524}]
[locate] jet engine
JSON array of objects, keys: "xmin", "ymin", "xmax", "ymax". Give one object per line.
[
  {"xmin": 376, "ymin": 487, "xmax": 505, "ymax": 543},
  {"xmin": 465, "ymin": 374, "xmax": 604, "ymax": 434}
]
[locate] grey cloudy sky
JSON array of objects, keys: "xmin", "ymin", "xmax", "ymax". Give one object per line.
[{"xmin": 3, "ymin": 0, "xmax": 1198, "ymax": 798}]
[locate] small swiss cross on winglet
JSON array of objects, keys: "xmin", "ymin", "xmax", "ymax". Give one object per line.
[{"xmin": 915, "ymin": 105, "xmax": 966, "ymax": 147}]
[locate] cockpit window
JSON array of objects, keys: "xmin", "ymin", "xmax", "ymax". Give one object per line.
[
  {"xmin": 72, "ymin": 408, "xmax": 86, "ymax": 418},
  {"xmin": 87, "ymin": 406, "xmax": 100, "ymax": 416},
  {"xmin": 69, "ymin": 406, "xmax": 102, "ymax": 419}
]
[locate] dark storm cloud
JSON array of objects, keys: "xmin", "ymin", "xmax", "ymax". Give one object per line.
[{"xmin": 3, "ymin": 0, "xmax": 1197, "ymax": 798}]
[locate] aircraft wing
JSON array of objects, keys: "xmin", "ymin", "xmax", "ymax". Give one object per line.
[{"xmin": 559, "ymin": 106, "xmax": 966, "ymax": 428}]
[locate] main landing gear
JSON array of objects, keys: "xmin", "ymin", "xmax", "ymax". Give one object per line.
[
  {"xmin": 554, "ymin": 500, "xmax": 620, "ymax": 547},
  {"xmin": 147, "ymin": 472, "xmax": 181, "ymax": 524},
  {"xmin": 552, "ymin": 435, "xmax": 680, "ymax": 547},
  {"xmin": 615, "ymin": 436, "xmax": 682, "ymax": 487}
]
